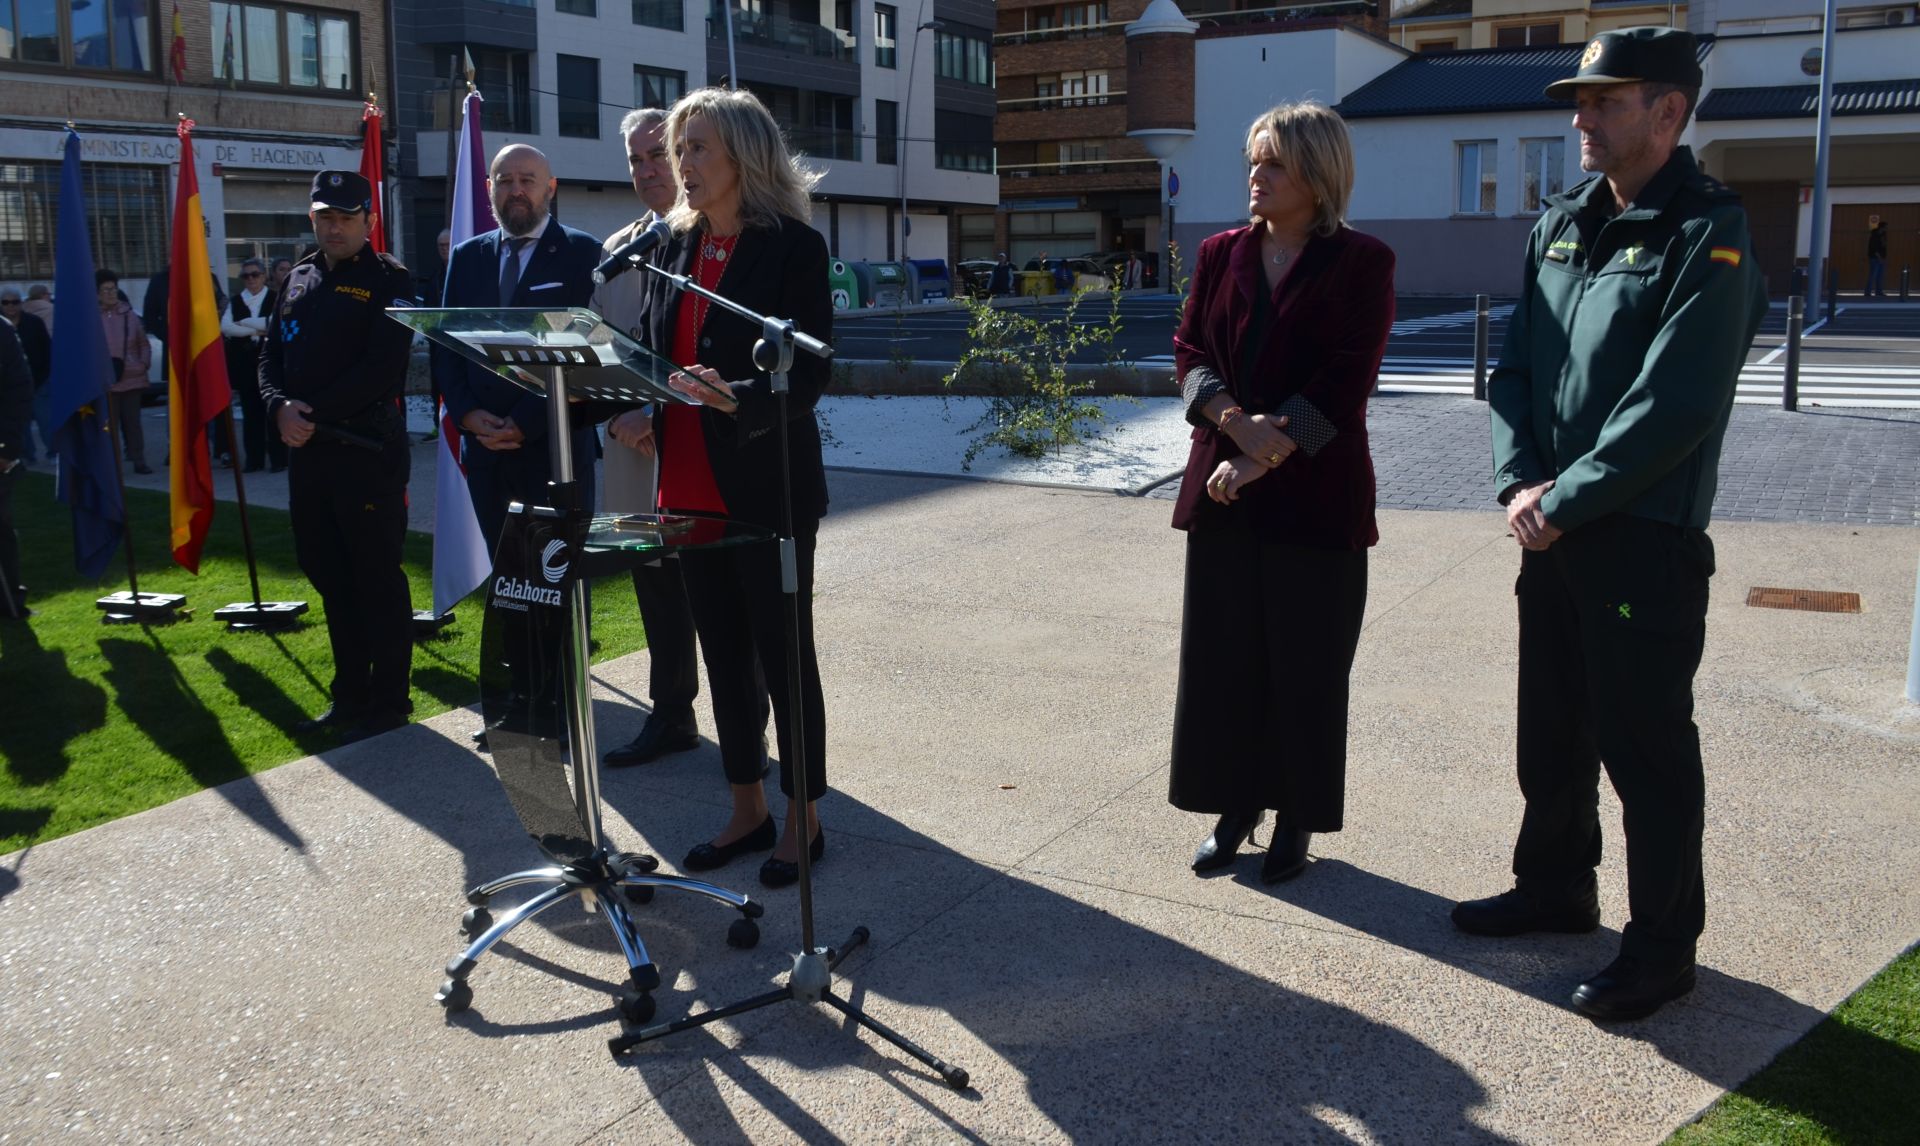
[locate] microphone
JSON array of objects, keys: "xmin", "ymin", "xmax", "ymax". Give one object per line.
[{"xmin": 591, "ymin": 219, "xmax": 673, "ymax": 284}]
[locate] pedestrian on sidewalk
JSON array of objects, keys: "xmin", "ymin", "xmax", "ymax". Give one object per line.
[
  {"xmin": 1457, "ymin": 27, "xmax": 1769, "ymax": 1022},
  {"xmin": 1865, "ymin": 220, "xmax": 1887, "ymax": 298},
  {"xmin": 1168, "ymin": 101, "xmax": 1394, "ymax": 885}
]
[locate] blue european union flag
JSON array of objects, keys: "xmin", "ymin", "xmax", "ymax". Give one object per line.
[{"xmin": 46, "ymin": 130, "xmax": 125, "ymax": 581}]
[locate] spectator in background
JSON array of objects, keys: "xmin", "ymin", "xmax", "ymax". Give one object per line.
[
  {"xmin": 0, "ymin": 315, "xmax": 31, "ymax": 618},
  {"xmin": 422, "ymin": 228, "xmax": 453, "ymax": 442},
  {"xmin": 97, "ymin": 269, "xmax": 153, "ymax": 475},
  {"xmin": 0, "ymin": 289, "xmax": 51, "ymax": 464},
  {"xmin": 144, "ymin": 261, "xmax": 232, "ymax": 467},
  {"xmin": 987, "ymin": 251, "xmax": 1014, "ymax": 297},
  {"xmin": 222, "ymin": 258, "xmax": 283, "ymax": 474},
  {"xmin": 270, "ymin": 257, "xmax": 294, "ymax": 293},
  {"xmin": 1865, "ymin": 220, "xmax": 1888, "ymax": 298},
  {"xmin": 20, "ymin": 285, "xmax": 56, "ymax": 465},
  {"xmin": 1124, "ymin": 250, "xmax": 1144, "ymax": 290}
]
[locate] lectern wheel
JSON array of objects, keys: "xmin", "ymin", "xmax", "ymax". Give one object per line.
[
  {"xmin": 436, "ymin": 977, "xmax": 473, "ymax": 1013},
  {"xmin": 726, "ymin": 918, "xmax": 760, "ymax": 949},
  {"xmin": 618, "ymin": 989, "xmax": 656, "ymax": 1025},
  {"xmin": 623, "ymin": 885, "xmax": 655, "ymax": 906},
  {"xmin": 459, "ymin": 907, "xmax": 493, "ymax": 936}
]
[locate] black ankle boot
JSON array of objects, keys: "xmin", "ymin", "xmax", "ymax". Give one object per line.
[
  {"xmin": 1192, "ymin": 810, "xmax": 1265, "ymax": 872},
  {"xmin": 1261, "ymin": 825, "xmax": 1311, "ymax": 884}
]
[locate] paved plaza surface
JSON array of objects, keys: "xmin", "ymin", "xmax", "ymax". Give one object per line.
[{"xmin": 4, "ymin": 394, "xmax": 1918, "ymax": 1142}]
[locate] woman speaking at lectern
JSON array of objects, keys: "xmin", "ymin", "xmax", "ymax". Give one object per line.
[
  {"xmin": 605, "ymin": 87, "xmax": 832, "ymax": 888},
  {"xmin": 1167, "ymin": 103, "xmax": 1394, "ymax": 884}
]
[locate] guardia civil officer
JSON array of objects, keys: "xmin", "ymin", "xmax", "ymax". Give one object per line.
[
  {"xmin": 259, "ymin": 170, "xmax": 417, "ymax": 744},
  {"xmin": 1452, "ymin": 28, "xmax": 1768, "ymax": 1022}
]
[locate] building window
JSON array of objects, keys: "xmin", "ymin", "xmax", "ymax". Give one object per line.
[
  {"xmin": 935, "ymin": 109, "xmax": 993, "ymax": 172},
  {"xmin": 1057, "ymin": 139, "xmax": 1107, "ymax": 165},
  {"xmin": 0, "ymin": 0, "xmax": 155, "ymax": 72},
  {"xmin": 556, "ymin": 0, "xmax": 595, "ymax": 14},
  {"xmin": 1416, "ymin": 39, "xmax": 1457, "ymax": 53},
  {"xmin": 935, "ymin": 27, "xmax": 991, "ymax": 86},
  {"xmin": 873, "ymin": 3, "xmax": 896, "ymax": 68},
  {"xmin": 1494, "ymin": 22, "xmax": 1558, "ymax": 47},
  {"xmin": 875, "ymin": 99, "xmax": 897, "ymax": 165},
  {"xmin": 634, "ymin": 64, "xmax": 684, "ymax": 110},
  {"xmin": 1520, "ymin": 138, "xmax": 1563, "ymax": 214},
  {"xmin": 1457, "ymin": 141, "xmax": 1496, "ymax": 214},
  {"xmin": 557, "ymin": 54, "xmax": 600, "ymax": 138},
  {"xmin": 471, "ymin": 48, "xmax": 533, "ymax": 133},
  {"xmin": 210, "ymin": 2, "xmax": 356, "ymax": 92},
  {"xmin": 1059, "ymin": 70, "xmax": 1108, "ymax": 107},
  {"xmin": 0, "ymin": 160, "xmax": 167, "ymax": 280},
  {"xmin": 1060, "ymin": 2, "xmax": 1107, "ymax": 37},
  {"xmin": 632, "ymin": 0, "xmax": 682, "ymax": 31}
]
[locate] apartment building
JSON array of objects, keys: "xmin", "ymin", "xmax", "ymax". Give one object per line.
[
  {"xmin": 0, "ymin": 0, "xmax": 392, "ymax": 305},
  {"xmin": 991, "ymin": 0, "xmax": 1387, "ymax": 270},
  {"xmin": 1385, "ymin": 0, "xmax": 1689, "ymax": 53},
  {"xmin": 391, "ymin": 0, "xmax": 996, "ymax": 272}
]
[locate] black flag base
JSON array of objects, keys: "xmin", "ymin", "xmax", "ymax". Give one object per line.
[
  {"xmin": 411, "ymin": 608, "xmax": 458, "ymax": 640},
  {"xmin": 214, "ymin": 600, "xmax": 309, "ymax": 631},
  {"xmin": 96, "ymin": 591, "xmax": 189, "ymax": 625}
]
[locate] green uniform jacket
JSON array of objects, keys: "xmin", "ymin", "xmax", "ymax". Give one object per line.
[{"xmin": 1488, "ymin": 146, "xmax": 1768, "ymax": 532}]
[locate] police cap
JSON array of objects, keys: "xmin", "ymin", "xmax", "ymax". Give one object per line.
[
  {"xmin": 1544, "ymin": 27, "xmax": 1703, "ymax": 100},
  {"xmin": 310, "ymin": 169, "xmax": 372, "ymax": 213}
]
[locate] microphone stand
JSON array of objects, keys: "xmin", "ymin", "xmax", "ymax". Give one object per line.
[{"xmin": 608, "ymin": 261, "xmax": 968, "ymax": 1090}]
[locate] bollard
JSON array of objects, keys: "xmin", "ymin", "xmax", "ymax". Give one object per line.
[
  {"xmin": 1783, "ymin": 295, "xmax": 1803, "ymax": 412},
  {"xmin": 1472, "ymin": 292, "xmax": 1490, "ymax": 402},
  {"xmin": 1790, "ymin": 266, "xmax": 1806, "ymax": 300},
  {"xmin": 1826, "ymin": 262, "xmax": 1837, "ymax": 322},
  {"xmin": 1903, "ymin": 266, "xmax": 1911, "ymax": 301}
]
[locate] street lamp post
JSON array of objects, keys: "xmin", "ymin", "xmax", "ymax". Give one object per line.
[{"xmin": 898, "ymin": 13, "xmax": 940, "ymax": 261}]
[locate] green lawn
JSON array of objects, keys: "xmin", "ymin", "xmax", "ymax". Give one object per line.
[
  {"xmin": 1669, "ymin": 943, "xmax": 1920, "ymax": 1145},
  {"xmin": 0, "ymin": 471, "xmax": 646, "ymax": 854}
]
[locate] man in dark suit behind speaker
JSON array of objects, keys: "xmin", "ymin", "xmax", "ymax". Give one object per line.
[{"xmin": 432, "ymin": 143, "xmax": 602, "ymax": 553}]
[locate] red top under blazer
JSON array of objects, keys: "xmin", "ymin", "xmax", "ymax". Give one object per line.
[{"xmin": 1170, "ymin": 224, "xmax": 1396, "ymax": 550}]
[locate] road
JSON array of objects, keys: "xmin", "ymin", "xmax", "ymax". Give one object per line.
[{"xmin": 834, "ymin": 294, "xmax": 1920, "ymax": 408}]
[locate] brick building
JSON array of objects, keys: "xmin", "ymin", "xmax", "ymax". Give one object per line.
[
  {"xmin": 0, "ymin": 0, "xmax": 394, "ymax": 308},
  {"xmin": 989, "ymin": 0, "xmax": 1386, "ymax": 272}
]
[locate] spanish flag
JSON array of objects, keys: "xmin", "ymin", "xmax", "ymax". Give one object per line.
[
  {"xmin": 1710, "ymin": 247, "xmax": 1742, "ymax": 267},
  {"xmin": 166, "ymin": 118, "xmax": 232, "ymax": 574}
]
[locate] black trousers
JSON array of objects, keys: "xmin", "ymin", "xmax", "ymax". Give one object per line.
[
  {"xmin": 1512, "ymin": 513, "xmax": 1713, "ymax": 966},
  {"xmin": 632, "ymin": 555, "xmax": 699, "ymax": 714},
  {"xmin": 289, "ymin": 436, "xmax": 414, "ymax": 720},
  {"xmin": 0, "ymin": 464, "xmax": 21, "ymax": 616},
  {"xmin": 1169, "ymin": 527, "xmax": 1368, "ymax": 831},
  {"xmin": 230, "ymin": 342, "xmax": 285, "ymax": 470},
  {"xmin": 464, "ymin": 428, "xmax": 598, "ymax": 557},
  {"xmin": 681, "ymin": 519, "xmax": 825, "ymax": 801}
]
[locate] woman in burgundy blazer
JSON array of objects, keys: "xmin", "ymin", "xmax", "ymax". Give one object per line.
[{"xmin": 1169, "ymin": 103, "xmax": 1395, "ymax": 884}]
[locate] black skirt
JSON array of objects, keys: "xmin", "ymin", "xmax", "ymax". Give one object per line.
[{"xmin": 1168, "ymin": 527, "xmax": 1368, "ymax": 831}]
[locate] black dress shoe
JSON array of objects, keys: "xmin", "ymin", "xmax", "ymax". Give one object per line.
[
  {"xmin": 759, "ymin": 830, "xmax": 826, "ymax": 888},
  {"xmin": 1261, "ymin": 825, "xmax": 1312, "ymax": 884},
  {"xmin": 683, "ymin": 815, "xmax": 777, "ymax": 872},
  {"xmin": 1192, "ymin": 810, "xmax": 1265, "ymax": 872},
  {"xmin": 1572, "ymin": 955, "xmax": 1695, "ymax": 1021},
  {"xmin": 269, "ymin": 462, "xmax": 286, "ymax": 474},
  {"xmin": 470, "ymin": 726, "xmax": 490, "ymax": 752},
  {"xmin": 338, "ymin": 713, "xmax": 407, "ymax": 744},
  {"xmin": 293, "ymin": 705, "xmax": 359, "ymax": 734},
  {"xmin": 242, "ymin": 462, "xmax": 264, "ymax": 473},
  {"xmin": 1451, "ymin": 883, "xmax": 1601, "ymax": 937},
  {"xmin": 603, "ymin": 710, "xmax": 700, "ymax": 767}
]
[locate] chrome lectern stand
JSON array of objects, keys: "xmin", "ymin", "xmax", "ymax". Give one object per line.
[{"xmin": 391, "ymin": 306, "xmax": 765, "ymax": 1026}]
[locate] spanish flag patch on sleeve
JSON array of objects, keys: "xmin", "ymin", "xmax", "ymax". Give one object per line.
[{"xmin": 1710, "ymin": 247, "xmax": 1742, "ymax": 267}]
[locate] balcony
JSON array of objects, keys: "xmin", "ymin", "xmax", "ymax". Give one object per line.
[
  {"xmin": 785, "ymin": 127, "xmax": 862, "ymax": 162},
  {"xmin": 1185, "ymin": 1, "xmax": 1382, "ymax": 34},
  {"xmin": 999, "ymin": 156, "xmax": 1159, "ymax": 196},
  {"xmin": 708, "ymin": 12, "xmax": 857, "ymax": 61},
  {"xmin": 417, "ymin": 89, "xmax": 536, "ymax": 135},
  {"xmin": 997, "ymin": 91, "xmax": 1128, "ymax": 112}
]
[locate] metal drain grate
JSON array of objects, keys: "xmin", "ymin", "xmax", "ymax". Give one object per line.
[{"xmin": 1746, "ymin": 587, "xmax": 1861, "ymax": 613}]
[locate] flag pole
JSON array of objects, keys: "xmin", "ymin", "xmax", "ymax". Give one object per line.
[
  {"xmin": 211, "ymin": 414, "xmax": 307, "ymax": 630},
  {"xmin": 94, "ymin": 392, "xmax": 185, "ymax": 624}
]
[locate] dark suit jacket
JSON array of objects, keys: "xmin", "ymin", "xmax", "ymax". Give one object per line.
[
  {"xmin": 433, "ymin": 216, "xmax": 602, "ymax": 446},
  {"xmin": 1170, "ymin": 224, "xmax": 1395, "ymax": 550},
  {"xmin": 612, "ymin": 214, "xmax": 832, "ymax": 529}
]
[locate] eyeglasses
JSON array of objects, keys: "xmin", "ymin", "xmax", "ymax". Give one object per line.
[
  {"xmin": 0, "ymin": 300, "xmax": 19, "ymax": 306},
  {"xmin": 243, "ymin": 271, "xmax": 265, "ymax": 279}
]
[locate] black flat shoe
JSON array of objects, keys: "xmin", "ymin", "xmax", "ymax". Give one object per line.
[
  {"xmin": 1451, "ymin": 883, "xmax": 1600, "ymax": 937},
  {"xmin": 604, "ymin": 710, "xmax": 699, "ymax": 767},
  {"xmin": 1571, "ymin": 955, "xmax": 1695, "ymax": 1021},
  {"xmin": 1261, "ymin": 826, "xmax": 1312, "ymax": 884},
  {"xmin": 293, "ymin": 705, "xmax": 360, "ymax": 734},
  {"xmin": 470, "ymin": 726, "xmax": 490, "ymax": 752},
  {"xmin": 1192, "ymin": 810, "xmax": 1265, "ymax": 872},
  {"xmin": 683, "ymin": 815, "xmax": 777, "ymax": 872},
  {"xmin": 759, "ymin": 830, "xmax": 826, "ymax": 888}
]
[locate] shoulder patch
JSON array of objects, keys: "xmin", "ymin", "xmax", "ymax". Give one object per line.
[{"xmin": 376, "ymin": 251, "xmax": 409, "ymax": 274}]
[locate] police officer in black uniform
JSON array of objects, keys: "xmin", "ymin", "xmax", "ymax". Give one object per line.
[{"xmin": 260, "ymin": 170, "xmax": 416, "ymax": 743}]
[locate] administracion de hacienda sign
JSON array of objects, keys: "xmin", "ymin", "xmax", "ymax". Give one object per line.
[{"xmin": 4, "ymin": 127, "xmax": 353, "ymax": 172}]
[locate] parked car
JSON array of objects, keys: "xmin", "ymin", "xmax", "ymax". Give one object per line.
[{"xmin": 955, "ymin": 259, "xmax": 998, "ymax": 298}]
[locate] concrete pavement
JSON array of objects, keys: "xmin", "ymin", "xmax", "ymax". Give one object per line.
[{"xmin": 5, "ymin": 454, "xmax": 1920, "ymax": 1141}]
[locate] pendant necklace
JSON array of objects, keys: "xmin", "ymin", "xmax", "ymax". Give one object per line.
[{"xmin": 1269, "ymin": 245, "xmax": 1292, "ymax": 267}]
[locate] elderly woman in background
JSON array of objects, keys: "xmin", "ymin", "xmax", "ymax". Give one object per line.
[
  {"xmin": 1167, "ymin": 102, "xmax": 1395, "ymax": 884},
  {"xmin": 97, "ymin": 269, "xmax": 153, "ymax": 475},
  {"xmin": 604, "ymin": 87, "xmax": 833, "ymax": 888}
]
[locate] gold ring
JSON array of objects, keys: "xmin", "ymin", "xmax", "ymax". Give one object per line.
[{"xmin": 1266, "ymin": 452, "xmax": 1281, "ymax": 465}]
